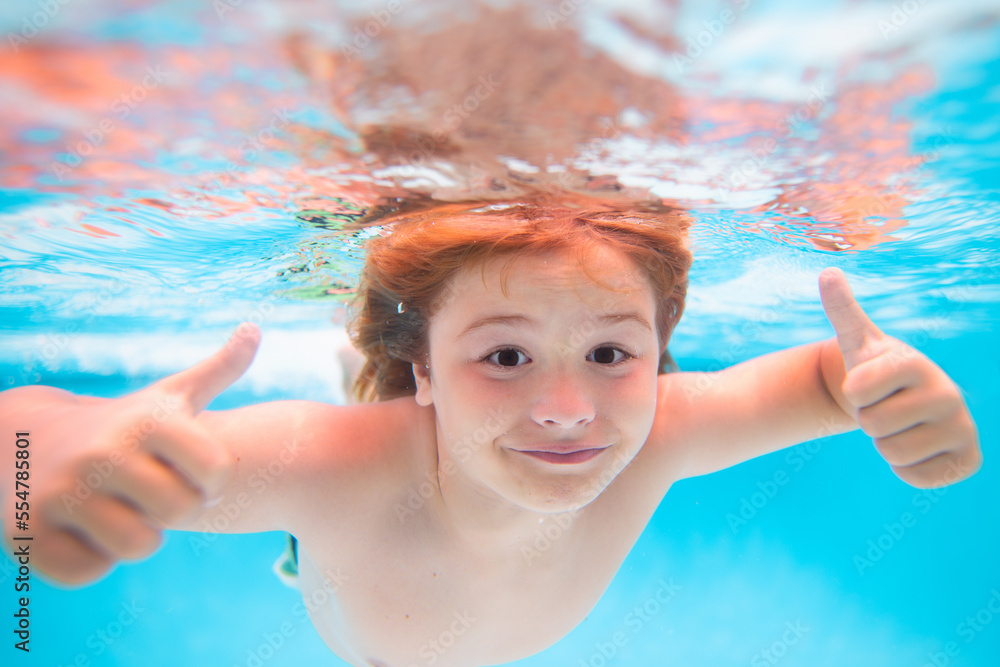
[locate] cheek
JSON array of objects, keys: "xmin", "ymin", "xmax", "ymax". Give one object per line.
[
  {"xmin": 443, "ymin": 363, "xmax": 520, "ymax": 406},
  {"xmin": 435, "ymin": 373, "xmax": 514, "ymax": 445},
  {"xmin": 607, "ymin": 371, "xmax": 659, "ymax": 432}
]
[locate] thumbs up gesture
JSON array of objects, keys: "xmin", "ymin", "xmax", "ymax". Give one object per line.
[
  {"xmin": 1, "ymin": 324, "xmax": 261, "ymax": 585},
  {"xmin": 819, "ymin": 268, "xmax": 980, "ymax": 488}
]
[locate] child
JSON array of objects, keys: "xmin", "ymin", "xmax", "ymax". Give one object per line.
[{"xmin": 0, "ymin": 196, "xmax": 981, "ymax": 667}]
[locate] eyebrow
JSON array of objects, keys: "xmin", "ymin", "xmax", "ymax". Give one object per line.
[
  {"xmin": 457, "ymin": 312, "xmax": 653, "ymax": 339},
  {"xmin": 599, "ymin": 312, "xmax": 654, "ymax": 332}
]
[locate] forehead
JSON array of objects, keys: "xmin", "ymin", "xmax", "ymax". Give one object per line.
[{"xmin": 440, "ymin": 245, "xmax": 653, "ymax": 313}]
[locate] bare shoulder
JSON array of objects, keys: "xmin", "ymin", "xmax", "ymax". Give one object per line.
[{"xmin": 187, "ymin": 396, "xmax": 434, "ymax": 536}]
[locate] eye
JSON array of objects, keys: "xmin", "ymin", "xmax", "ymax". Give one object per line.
[
  {"xmin": 588, "ymin": 346, "xmax": 633, "ymax": 366},
  {"xmin": 485, "ymin": 348, "xmax": 529, "ymax": 367}
]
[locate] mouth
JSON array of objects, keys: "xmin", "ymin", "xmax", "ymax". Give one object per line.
[{"xmin": 514, "ymin": 447, "xmax": 609, "ymax": 465}]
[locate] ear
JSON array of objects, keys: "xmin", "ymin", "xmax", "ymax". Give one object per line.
[{"xmin": 412, "ymin": 362, "xmax": 433, "ymax": 406}]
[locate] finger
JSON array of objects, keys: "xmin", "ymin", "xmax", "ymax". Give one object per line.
[
  {"xmin": 873, "ymin": 422, "xmax": 950, "ymax": 468},
  {"xmin": 20, "ymin": 527, "xmax": 113, "ymax": 586},
  {"xmin": 99, "ymin": 454, "xmax": 204, "ymax": 526},
  {"xmin": 841, "ymin": 349, "xmax": 927, "ymax": 408},
  {"xmin": 137, "ymin": 417, "xmax": 233, "ymax": 502},
  {"xmin": 158, "ymin": 323, "xmax": 261, "ymax": 414},
  {"xmin": 856, "ymin": 388, "xmax": 952, "ymax": 440},
  {"xmin": 55, "ymin": 492, "xmax": 163, "ymax": 561},
  {"xmin": 891, "ymin": 448, "xmax": 981, "ymax": 489},
  {"xmin": 819, "ymin": 268, "xmax": 885, "ymax": 370}
]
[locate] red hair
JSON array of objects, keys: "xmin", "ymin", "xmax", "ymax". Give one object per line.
[{"xmin": 348, "ymin": 194, "xmax": 692, "ymax": 402}]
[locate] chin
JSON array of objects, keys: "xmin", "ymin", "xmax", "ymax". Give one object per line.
[{"xmin": 507, "ymin": 474, "xmax": 610, "ymax": 514}]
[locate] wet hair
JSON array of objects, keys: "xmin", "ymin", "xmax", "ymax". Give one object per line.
[{"xmin": 347, "ymin": 194, "xmax": 693, "ymax": 402}]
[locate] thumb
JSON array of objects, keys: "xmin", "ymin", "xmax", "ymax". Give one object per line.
[
  {"xmin": 156, "ymin": 323, "xmax": 262, "ymax": 413},
  {"xmin": 819, "ymin": 268, "xmax": 885, "ymax": 371}
]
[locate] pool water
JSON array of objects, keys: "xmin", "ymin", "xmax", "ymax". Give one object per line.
[{"xmin": 1, "ymin": 0, "xmax": 998, "ymax": 665}]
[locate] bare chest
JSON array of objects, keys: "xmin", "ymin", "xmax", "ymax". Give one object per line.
[{"xmin": 294, "ymin": 497, "xmax": 660, "ymax": 667}]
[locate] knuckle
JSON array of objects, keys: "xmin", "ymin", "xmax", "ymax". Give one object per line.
[
  {"xmin": 119, "ymin": 524, "xmax": 162, "ymax": 560},
  {"xmin": 840, "ymin": 379, "xmax": 868, "ymax": 407},
  {"xmin": 842, "ymin": 361, "xmax": 882, "ymax": 405},
  {"xmin": 892, "ymin": 461, "xmax": 939, "ymax": 489},
  {"xmin": 946, "ymin": 448, "xmax": 981, "ymax": 483},
  {"xmin": 52, "ymin": 555, "xmax": 113, "ymax": 587},
  {"xmin": 874, "ymin": 437, "xmax": 909, "ymax": 467},
  {"xmin": 856, "ymin": 407, "xmax": 888, "ymax": 438},
  {"xmin": 37, "ymin": 530, "xmax": 114, "ymax": 586},
  {"xmin": 841, "ymin": 375, "xmax": 877, "ymax": 408},
  {"xmin": 935, "ymin": 389, "xmax": 964, "ymax": 417},
  {"xmin": 893, "ymin": 450, "xmax": 973, "ymax": 489}
]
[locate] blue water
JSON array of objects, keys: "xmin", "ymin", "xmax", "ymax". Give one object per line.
[{"xmin": 2, "ymin": 0, "xmax": 999, "ymax": 665}]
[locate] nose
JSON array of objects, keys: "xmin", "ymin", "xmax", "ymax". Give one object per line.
[{"xmin": 529, "ymin": 369, "xmax": 596, "ymax": 429}]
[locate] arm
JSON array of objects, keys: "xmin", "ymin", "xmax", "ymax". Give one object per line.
[
  {"xmin": 177, "ymin": 396, "xmax": 406, "ymax": 538},
  {"xmin": 656, "ymin": 338, "xmax": 855, "ymax": 480},
  {"xmin": 655, "ymin": 268, "xmax": 980, "ymax": 488},
  {"xmin": 0, "ymin": 325, "xmax": 278, "ymax": 585},
  {"xmin": 1, "ymin": 323, "xmax": 409, "ymax": 587}
]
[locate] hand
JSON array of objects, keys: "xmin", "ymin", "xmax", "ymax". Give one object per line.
[
  {"xmin": 1, "ymin": 324, "xmax": 261, "ymax": 585},
  {"xmin": 819, "ymin": 268, "xmax": 980, "ymax": 488}
]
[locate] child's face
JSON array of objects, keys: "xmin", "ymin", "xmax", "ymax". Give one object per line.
[{"xmin": 412, "ymin": 245, "xmax": 661, "ymax": 513}]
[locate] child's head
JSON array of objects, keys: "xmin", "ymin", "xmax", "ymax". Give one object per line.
[{"xmin": 348, "ymin": 193, "xmax": 692, "ymax": 403}]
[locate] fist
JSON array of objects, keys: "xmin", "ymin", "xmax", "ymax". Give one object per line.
[
  {"xmin": 3, "ymin": 324, "xmax": 260, "ymax": 585},
  {"xmin": 819, "ymin": 268, "xmax": 980, "ymax": 488}
]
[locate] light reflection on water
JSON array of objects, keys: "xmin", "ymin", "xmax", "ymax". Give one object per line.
[{"xmin": 1, "ymin": 1, "xmax": 997, "ymax": 348}]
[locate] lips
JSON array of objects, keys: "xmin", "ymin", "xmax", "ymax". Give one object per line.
[{"xmin": 513, "ymin": 444, "xmax": 609, "ymax": 465}]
